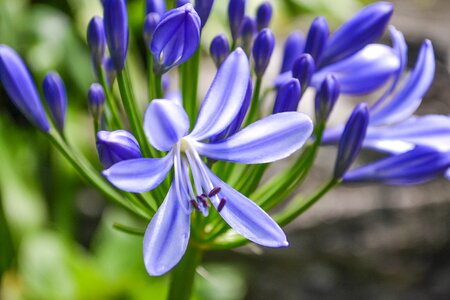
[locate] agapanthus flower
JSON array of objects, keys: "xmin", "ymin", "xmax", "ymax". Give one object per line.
[{"xmin": 102, "ymin": 49, "xmax": 313, "ymax": 275}]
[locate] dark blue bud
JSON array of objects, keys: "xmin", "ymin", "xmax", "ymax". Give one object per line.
[
  {"xmin": 103, "ymin": 57, "xmax": 117, "ymax": 86},
  {"xmin": 103, "ymin": 0, "xmax": 129, "ymax": 71},
  {"xmin": 195, "ymin": 0, "xmax": 214, "ymax": 28},
  {"xmin": 143, "ymin": 13, "xmax": 160, "ymax": 48},
  {"xmin": 151, "ymin": 4, "xmax": 201, "ymax": 74},
  {"xmin": 240, "ymin": 16, "xmax": 257, "ymax": 55},
  {"xmin": 304, "ymin": 16, "xmax": 329, "ymax": 65},
  {"xmin": 97, "ymin": 130, "xmax": 142, "ymax": 168},
  {"xmin": 210, "ymin": 34, "xmax": 230, "ymax": 69},
  {"xmin": 314, "ymin": 75, "xmax": 340, "ymax": 124},
  {"xmin": 334, "ymin": 103, "xmax": 369, "ymax": 179},
  {"xmin": 146, "ymin": 0, "xmax": 166, "ymax": 16},
  {"xmin": 322, "ymin": 2, "xmax": 393, "ymax": 65},
  {"xmin": 256, "ymin": 2, "xmax": 272, "ymax": 31},
  {"xmin": 292, "ymin": 53, "xmax": 315, "ymax": 90},
  {"xmin": 176, "ymin": 0, "xmax": 190, "ymax": 7},
  {"xmin": 280, "ymin": 32, "xmax": 305, "ymax": 73},
  {"xmin": 228, "ymin": 0, "xmax": 246, "ymax": 41},
  {"xmin": 252, "ymin": 28, "xmax": 275, "ymax": 78},
  {"xmin": 88, "ymin": 83, "xmax": 105, "ymax": 120},
  {"xmin": 0, "ymin": 45, "xmax": 50, "ymax": 132},
  {"xmin": 273, "ymin": 78, "xmax": 301, "ymax": 114},
  {"xmin": 43, "ymin": 72, "xmax": 67, "ymax": 132},
  {"xmin": 87, "ymin": 16, "xmax": 106, "ymax": 67}
]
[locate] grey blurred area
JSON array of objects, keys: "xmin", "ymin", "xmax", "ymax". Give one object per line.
[{"xmin": 206, "ymin": 1, "xmax": 450, "ymax": 299}]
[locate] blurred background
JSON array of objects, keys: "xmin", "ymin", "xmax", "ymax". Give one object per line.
[{"xmin": 0, "ymin": 0, "xmax": 449, "ymax": 299}]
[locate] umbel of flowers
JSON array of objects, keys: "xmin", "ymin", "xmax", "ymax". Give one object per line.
[{"xmin": 0, "ymin": 0, "xmax": 449, "ymax": 299}]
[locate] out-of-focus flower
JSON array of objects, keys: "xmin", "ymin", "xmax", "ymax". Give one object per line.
[
  {"xmin": 87, "ymin": 16, "xmax": 106, "ymax": 67},
  {"xmin": 228, "ymin": 0, "xmax": 246, "ymax": 42},
  {"xmin": 210, "ymin": 34, "xmax": 230, "ymax": 68},
  {"xmin": 240, "ymin": 16, "xmax": 257, "ymax": 55},
  {"xmin": 146, "ymin": 0, "xmax": 166, "ymax": 16},
  {"xmin": 0, "ymin": 45, "xmax": 50, "ymax": 132},
  {"xmin": 273, "ymin": 78, "xmax": 301, "ymax": 114},
  {"xmin": 102, "ymin": 49, "xmax": 313, "ymax": 276},
  {"xmin": 103, "ymin": 0, "xmax": 129, "ymax": 71},
  {"xmin": 256, "ymin": 2, "xmax": 272, "ymax": 31},
  {"xmin": 314, "ymin": 75, "xmax": 339, "ymax": 124},
  {"xmin": 291, "ymin": 53, "xmax": 315, "ymax": 91},
  {"xmin": 43, "ymin": 72, "xmax": 67, "ymax": 132},
  {"xmin": 252, "ymin": 28, "xmax": 275, "ymax": 78},
  {"xmin": 143, "ymin": 13, "xmax": 160, "ymax": 47},
  {"xmin": 150, "ymin": 4, "xmax": 201, "ymax": 74},
  {"xmin": 303, "ymin": 17, "xmax": 329, "ymax": 64},
  {"xmin": 88, "ymin": 83, "xmax": 106, "ymax": 120},
  {"xmin": 280, "ymin": 32, "xmax": 304, "ymax": 73},
  {"xmin": 97, "ymin": 130, "xmax": 142, "ymax": 168},
  {"xmin": 195, "ymin": 0, "xmax": 214, "ymax": 28}
]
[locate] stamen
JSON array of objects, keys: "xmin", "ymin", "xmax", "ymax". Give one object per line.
[
  {"xmin": 208, "ymin": 187, "xmax": 221, "ymax": 197},
  {"xmin": 190, "ymin": 200, "xmax": 200, "ymax": 211},
  {"xmin": 218, "ymin": 198, "xmax": 226, "ymax": 212},
  {"xmin": 197, "ymin": 194, "xmax": 210, "ymax": 208}
]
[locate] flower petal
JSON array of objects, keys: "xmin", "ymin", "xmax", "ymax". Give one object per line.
[
  {"xmin": 369, "ymin": 40, "xmax": 435, "ymax": 125},
  {"xmin": 190, "ymin": 48, "xmax": 250, "ymax": 141},
  {"xmin": 102, "ymin": 151, "xmax": 173, "ymax": 192},
  {"xmin": 312, "ymin": 44, "xmax": 399, "ymax": 94},
  {"xmin": 143, "ymin": 184, "xmax": 190, "ymax": 276},
  {"xmin": 204, "ymin": 166, "xmax": 288, "ymax": 247},
  {"xmin": 194, "ymin": 112, "xmax": 313, "ymax": 163},
  {"xmin": 144, "ymin": 99, "xmax": 190, "ymax": 151}
]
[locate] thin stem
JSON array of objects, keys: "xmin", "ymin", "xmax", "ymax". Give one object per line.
[
  {"xmin": 155, "ymin": 74, "xmax": 164, "ymax": 99},
  {"xmin": 180, "ymin": 48, "xmax": 201, "ymax": 126},
  {"xmin": 245, "ymin": 77, "xmax": 262, "ymax": 127},
  {"xmin": 167, "ymin": 245, "xmax": 203, "ymax": 300},
  {"xmin": 97, "ymin": 67, "xmax": 122, "ymax": 129},
  {"xmin": 147, "ymin": 55, "xmax": 156, "ymax": 101}
]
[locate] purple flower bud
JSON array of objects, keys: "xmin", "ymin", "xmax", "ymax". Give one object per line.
[
  {"xmin": 344, "ymin": 146, "xmax": 450, "ymax": 185},
  {"xmin": 210, "ymin": 34, "xmax": 230, "ymax": 69},
  {"xmin": 273, "ymin": 78, "xmax": 301, "ymax": 114},
  {"xmin": 146, "ymin": 0, "xmax": 166, "ymax": 16},
  {"xmin": 228, "ymin": 0, "xmax": 246, "ymax": 41},
  {"xmin": 143, "ymin": 13, "xmax": 160, "ymax": 48},
  {"xmin": 252, "ymin": 28, "xmax": 275, "ymax": 78},
  {"xmin": 151, "ymin": 4, "xmax": 201, "ymax": 74},
  {"xmin": 240, "ymin": 16, "xmax": 257, "ymax": 55},
  {"xmin": 322, "ymin": 2, "xmax": 393, "ymax": 65},
  {"xmin": 43, "ymin": 72, "xmax": 67, "ymax": 132},
  {"xmin": 88, "ymin": 83, "xmax": 105, "ymax": 120},
  {"xmin": 280, "ymin": 32, "xmax": 305, "ymax": 73},
  {"xmin": 0, "ymin": 45, "xmax": 50, "ymax": 132},
  {"xmin": 256, "ymin": 2, "xmax": 272, "ymax": 31},
  {"xmin": 314, "ymin": 75, "xmax": 340, "ymax": 124},
  {"xmin": 194, "ymin": 0, "xmax": 214, "ymax": 28},
  {"xmin": 97, "ymin": 130, "xmax": 142, "ymax": 168},
  {"xmin": 292, "ymin": 53, "xmax": 315, "ymax": 90},
  {"xmin": 176, "ymin": 0, "xmax": 190, "ymax": 7},
  {"xmin": 103, "ymin": 0, "xmax": 129, "ymax": 72},
  {"xmin": 334, "ymin": 103, "xmax": 369, "ymax": 179},
  {"xmin": 87, "ymin": 16, "xmax": 106, "ymax": 67},
  {"xmin": 304, "ymin": 16, "xmax": 329, "ymax": 65},
  {"xmin": 103, "ymin": 57, "xmax": 117, "ymax": 86}
]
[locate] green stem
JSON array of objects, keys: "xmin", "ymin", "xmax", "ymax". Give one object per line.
[
  {"xmin": 117, "ymin": 69, "xmax": 152, "ymax": 157},
  {"xmin": 98, "ymin": 67, "xmax": 122, "ymax": 129},
  {"xmin": 180, "ymin": 48, "xmax": 201, "ymax": 126},
  {"xmin": 245, "ymin": 77, "xmax": 262, "ymax": 127},
  {"xmin": 155, "ymin": 74, "xmax": 164, "ymax": 99},
  {"xmin": 147, "ymin": 55, "xmax": 156, "ymax": 101},
  {"xmin": 167, "ymin": 245, "xmax": 203, "ymax": 300}
]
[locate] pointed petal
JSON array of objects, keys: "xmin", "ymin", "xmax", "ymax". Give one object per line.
[
  {"xmin": 370, "ymin": 40, "xmax": 435, "ymax": 125},
  {"xmin": 144, "ymin": 99, "xmax": 189, "ymax": 151},
  {"xmin": 143, "ymin": 184, "xmax": 190, "ymax": 276},
  {"xmin": 204, "ymin": 167, "xmax": 288, "ymax": 247},
  {"xmin": 190, "ymin": 48, "xmax": 250, "ymax": 141},
  {"xmin": 312, "ymin": 44, "xmax": 399, "ymax": 94},
  {"xmin": 194, "ymin": 112, "xmax": 313, "ymax": 163},
  {"xmin": 102, "ymin": 151, "xmax": 173, "ymax": 192}
]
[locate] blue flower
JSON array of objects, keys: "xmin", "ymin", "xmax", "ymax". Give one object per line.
[
  {"xmin": 210, "ymin": 34, "xmax": 230, "ymax": 68},
  {"xmin": 252, "ymin": 28, "xmax": 275, "ymax": 78},
  {"xmin": 150, "ymin": 3, "xmax": 201, "ymax": 74},
  {"xmin": 103, "ymin": 0, "xmax": 129, "ymax": 71},
  {"xmin": 87, "ymin": 16, "xmax": 106, "ymax": 67},
  {"xmin": 102, "ymin": 49, "xmax": 313, "ymax": 275},
  {"xmin": 97, "ymin": 130, "xmax": 142, "ymax": 168},
  {"xmin": 43, "ymin": 72, "xmax": 67, "ymax": 132},
  {"xmin": 88, "ymin": 83, "xmax": 105, "ymax": 120}
]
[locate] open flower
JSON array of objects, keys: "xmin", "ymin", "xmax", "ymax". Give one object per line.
[{"xmin": 102, "ymin": 48, "xmax": 313, "ymax": 275}]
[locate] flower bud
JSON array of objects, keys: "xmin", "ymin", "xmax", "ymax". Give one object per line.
[
  {"xmin": 252, "ymin": 28, "xmax": 275, "ymax": 78},
  {"xmin": 240, "ymin": 16, "xmax": 257, "ymax": 55},
  {"xmin": 88, "ymin": 83, "xmax": 105, "ymax": 120},
  {"xmin": 304, "ymin": 16, "xmax": 329, "ymax": 64},
  {"xmin": 333, "ymin": 103, "xmax": 369, "ymax": 179},
  {"xmin": 103, "ymin": 57, "xmax": 117, "ymax": 86},
  {"xmin": 280, "ymin": 31, "xmax": 304, "ymax": 73},
  {"xmin": 0, "ymin": 45, "xmax": 50, "ymax": 132},
  {"xmin": 97, "ymin": 130, "xmax": 142, "ymax": 168},
  {"xmin": 151, "ymin": 4, "xmax": 201, "ymax": 74},
  {"xmin": 228, "ymin": 0, "xmax": 246, "ymax": 41},
  {"xmin": 143, "ymin": 13, "xmax": 160, "ymax": 48},
  {"xmin": 146, "ymin": 0, "xmax": 166, "ymax": 16},
  {"xmin": 273, "ymin": 78, "xmax": 301, "ymax": 114},
  {"xmin": 87, "ymin": 16, "xmax": 106, "ymax": 67},
  {"xmin": 103, "ymin": 0, "xmax": 129, "ymax": 72},
  {"xmin": 210, "ymin": 34, "xmax": 230, "ymax": 69},
  {"xmin": 176, "ymin": 0, "xmax": 190, "ymax": 7},
  {"xmin": 314, "ymin": 75, "xmax": 340, "ymax": 124},
  {"xmin": 292, "ymin": 53, "xmax": 315, "ymax": 90},
  {"xmin": 256, "ymin": 2, "xmax": 272, "ymax": 31},
  {"xmin": 195, "ymin": 0, "xmax": 214, "ymax": 28},
  {"xmin": 43, "ymin": 72, "xmax": 67, "ymax": 132}
]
